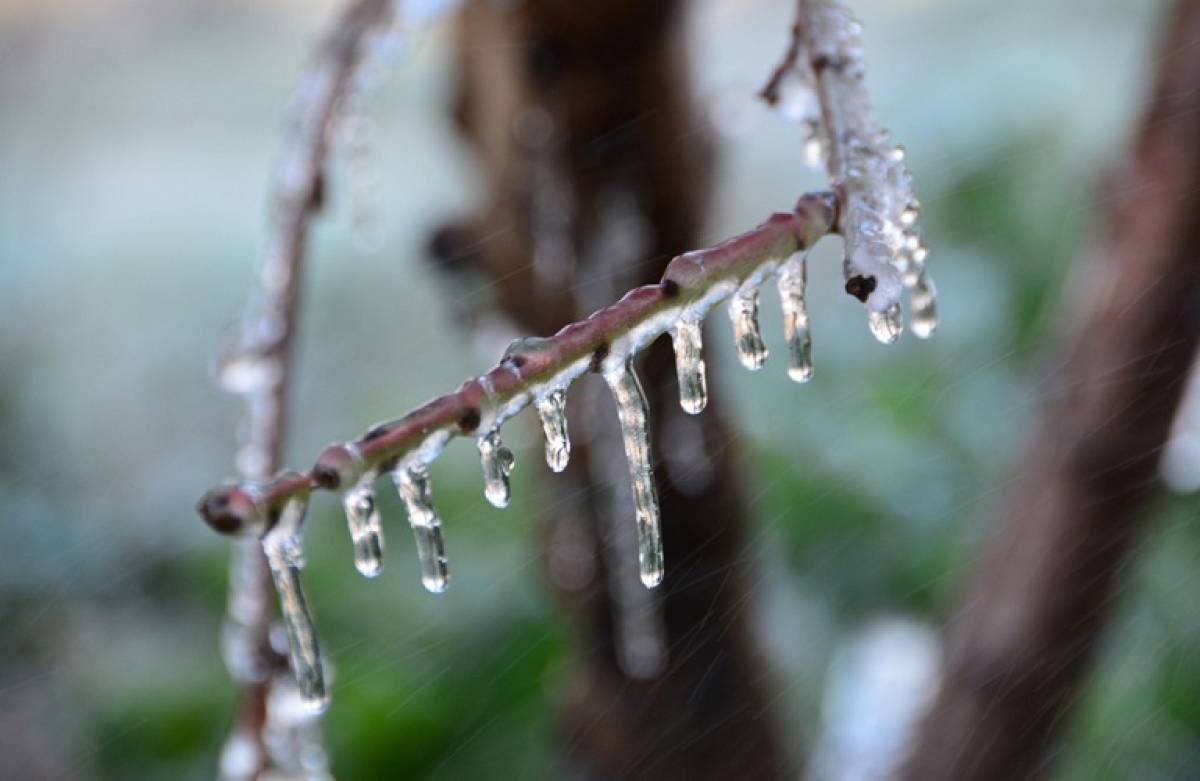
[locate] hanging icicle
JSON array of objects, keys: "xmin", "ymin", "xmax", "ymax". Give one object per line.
[
  {"xmin": 341, "ymin": 468, "xmax": 386, "ymax": 578},
  {"xmin": 603, "ymin": 357, "xmax": 664, "ymax": 588},
  {"xmin": 261, "ymin": 496, "xmax": 327, "ymax": 714},
  {"xmin": 777, "ymin": 253, "xmax": 814, "ymax": 382},
  {"xmin": 729, "ymin": 285, "xmax": 769, "ymax": 370},
  {"xmin": 478, "ymin": 429, "xmax": 516, "ymax": 508},
  {"xmin": 393, "ymin": 465, "xmax": 450, "ymax": 593},
  {"xmin": 536, "ymin": 388, "xmax": 572, "ymax": 473},
  {"xmin": 672, "ymin": 315, "xmax": 708, "ymax": 414}
]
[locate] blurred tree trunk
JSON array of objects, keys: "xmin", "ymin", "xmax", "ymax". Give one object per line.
[
  {"xmin": 435, "ymin": 1, "xmax": 796, "ymax": 778},
  {"xmin": 902, "ymin": 0, "xmax": 1200, "ymax": 777}
]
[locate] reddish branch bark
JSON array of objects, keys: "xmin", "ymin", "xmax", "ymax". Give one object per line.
[{"xmin": 902, "ymin": 1, "xmax": 1200, "ymax": 778}]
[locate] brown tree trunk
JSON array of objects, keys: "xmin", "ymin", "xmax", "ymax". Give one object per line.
[
  {"xmin": 436, "ymin": 2, "xmax": 796, "ymax": 778},
  {"xmin": 902, "ymin": 1, "xmax": 1200, "ymax": 778}
]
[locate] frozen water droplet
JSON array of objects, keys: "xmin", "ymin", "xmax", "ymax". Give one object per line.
[
  {"xmin": 803, "ymin": 130, "xmax": 826, "ymax": 168},
  {"xmin": 536, "ymin": 389, "xmax": 571, "ymax": 472},
  {"xmin": 774, "ymin": 68, "xmax": 820, "ymax": 125},
  {"xmin": 478, "ymin": 430, "xmax": 515, "ymax": 508},
  {"xmin": 261, "ymin": 498, "xmax": 327, "ymax": 713},
  {"xmin": 671, "ymin": 317, "xmax": 708, "ymax": 414},
  {"xmin": 729, "ymin": 286, "xmax": 769, "ymax": 370},
  {"xmin": 777, "ymin": 256, "xmax": 814, "ymax": 382},
  {"xmin": 342, "ymin": 474, "xmax": 385, "ymax": 578},
  {"xmin": 868, "ymin": 302, "xmax": 904, "ymax": 344},
  {"xmin": 604, "ymin": 358, "xmax": 664, "ymax": 588},
  {"xmin": 393, "ymin": 466, "xmax": 449, "ymax": 593},
  {"xmin": 909, "ymin": 274, "xmax": 938, "ymax": 339}
]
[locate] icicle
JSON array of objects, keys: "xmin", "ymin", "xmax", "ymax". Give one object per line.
[
  {"xmin": 777, "ymin": 254, "xmax": 814, "ymax": 382},
  {"xmin": 671, "ymin": 316, "xmax": 708, "ymax": 414},
  {"xmin": 603, "ymin": 358, "xmax": 664, "ymax": 588},
  {"xmin": 393, "ymin": 465, "xmax": 450, "ymax": 593},
  {"xmin": 261, "ymin": 497, "xmax": 327, "ymax": 714},
  {"xmin": 868, "ymin": 302, "xmax": 903, "ymax": 344},
  {"xmin": 341, "ymin": 472, "xmax": 385, "ymax": 578},
  {"xmin": 729, "ymin": 285, "xmax": 769, "ymax": 370},
  {"xmin": 536, "ymin": 388, "xmax": 571, "ymax": 473},
  {"xmin": 908, "ymin": 271, "xmax": 938, "ymax": 339},
  {"xmin": 478, "ymin": 430, "xmax": 515, "ymax": 508}
]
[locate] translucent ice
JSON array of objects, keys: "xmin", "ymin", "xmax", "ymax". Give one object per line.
[
  {"xmin": 671, "ymin": 316, "xmax": 708, "ymax": 414},
  {"xmin": 342, "ymin": 473, "xmax": 385, "ymax": 578},
  {"xmin": 604, "ymin": 358, "xmax": 664, "ymax": 588},
  {"xmin": 777, "ymin": 255, "xmax": 814, "ymax": 382},
  {"xmin": 478, "ymin": 430, "xmax": 516, "ymax": 508},
  {"xmin": 261, "ymin": 497, "xmax": 327, "ymax": 713},
  {"xmin": 393, "ymin": 466, "xmax": 450, "ymax": 593},
  {"xmin": 729, "ymin": 286, "xmax": 769, "ymax": 370},
  {"xmin": 536, "ymin": 389, "xmax": 571, "ymax": 472},
  {"xmin": 908, "ymin": 273, "xmax": 938, "ymax": 339},
  {"xmin": 868, "ymin": 302, "xmax": 904, "ymax": 344}
]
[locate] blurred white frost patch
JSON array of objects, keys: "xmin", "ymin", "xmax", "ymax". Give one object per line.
[
  {"xmin": 1162, "ymin": 348, "xmax": 1200, "ymax": 492},
  {"xmin": 808, "ymin": 617, "xmax": 941, "ymax": 781}
]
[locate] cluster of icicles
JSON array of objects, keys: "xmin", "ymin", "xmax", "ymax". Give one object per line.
[
  {"xmin": 207, "ymin": 0, "xmax": 941, "ymax": 715},
  {"xmin": 227, "ymin": 240, "xmax": 937, "ymax": 713}
]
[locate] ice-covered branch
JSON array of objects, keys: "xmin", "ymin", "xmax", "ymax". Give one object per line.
[
  {"xmin": 762, "ymin": 0, "xmax": 936, "ymax": 342},
  {"xmin": 199, "ymin": 0, "xmax": 931, "ymax": 721},
  {"xmin": 212, "ymin": 0, "xmax": 397, "ymax": 773},
  {"xmin": 199, "ymin": 193, "xmax": 835, "ymax": 553}
]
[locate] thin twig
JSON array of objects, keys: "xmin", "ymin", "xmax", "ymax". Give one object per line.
[
  {"xmin": 198, "ymin": 193, "xmax": 837, "ymax": 535},
  {"xmin": 215, "ymin": 0, "xmax": 396, "ymax": 776}
]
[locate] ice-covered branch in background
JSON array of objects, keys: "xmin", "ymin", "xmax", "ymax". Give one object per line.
[
  {"xmin": 211, "ymin": 0, "xmax": 399, "ymax": 775},
  {"xmin": 199, "ymin": 0, "xmax": 933, "ymax": 715},
  {"xmin": 762, "ymin": 0, "xmax": 936, "ymax": 343}
]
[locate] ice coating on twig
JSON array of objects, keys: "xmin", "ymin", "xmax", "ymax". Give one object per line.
[
  {"xmin": 777, "ymin": 253, "xmax": 814, "ymax": 382},
  {"xmin": 672, "ymin": 316, "xmax": 708, "ymax": 414},
  {"xmin": 536, "ymin": 388, "xmax": 572, "ymax": 473},
  {"xmin": 261, "ymin": 497, "xmax": 327, "ymax": 714},
  {"xmin": 393, "ymin": 465, "xmax": 450, "ymax": 593},
  {"xmin": 478, "ymin": 429, "xmax": 516, "ymax": 508},
  {"xmin": 341, "ymin": 469, "xmax": 385, "ymax": 578},
  {"xmin": 729, "ymin": 285, "xmax": 769, "ymax": 370},
  {"xmin": 603, "ymin": 358, "xmax": 664, "ymax": 588},
  {"xmin": 764, "ymin": 0, "xmax": 935, "ymax": 339}
]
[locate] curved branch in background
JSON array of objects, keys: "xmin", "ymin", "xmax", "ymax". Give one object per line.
[
  {"xmin": 902, "ymin": 0, "xmax": 1200, "ymax": 777},
  {"xmin": 212, "ymin": 0, "xmax": 395, "ymax": 778}
]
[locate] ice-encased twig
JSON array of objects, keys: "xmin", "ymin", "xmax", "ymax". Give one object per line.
[
  {"xmin": 603, "ymin": 358, "xmax": 664, "ymax": 588},
  {"xmin": 211, "ymin": 0, "xmax": 399, "ymax": 771},
  {"xmin": 197, "ymin": 196, "xmax": 837, "ymax": 540},
  {"xmin": 767, "ymin": 0, "xmax": 936, "ymax": 340},
  {"xmin": 261, "ymin": 497, "xmax": 327, "ymax": 714}
]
